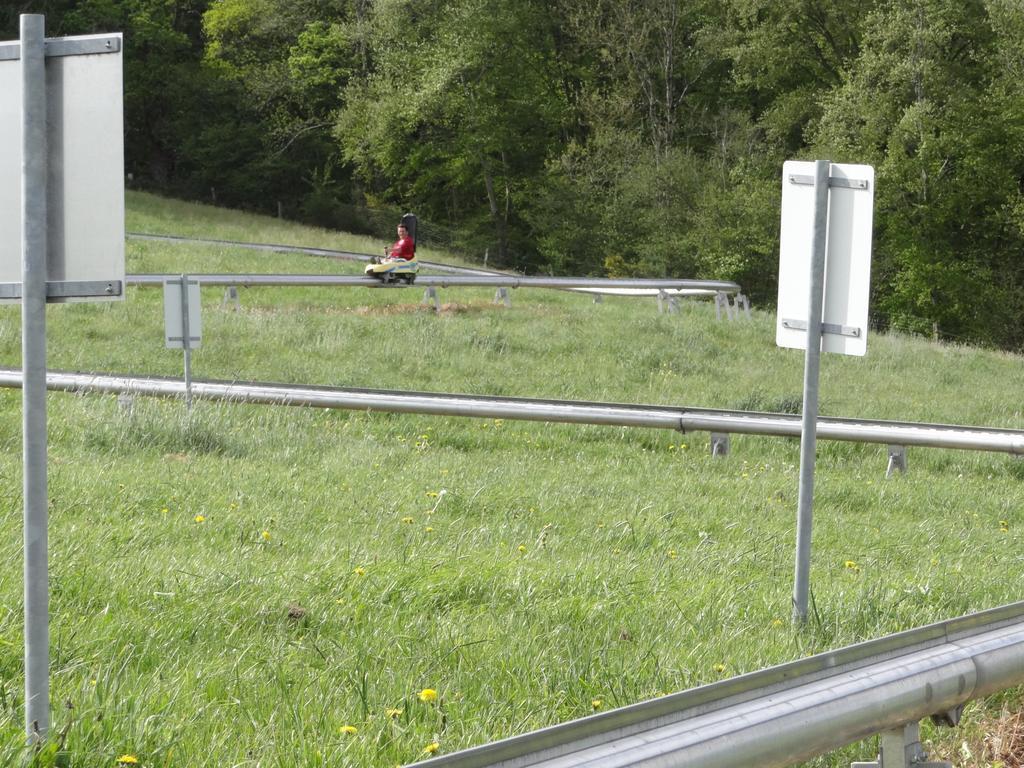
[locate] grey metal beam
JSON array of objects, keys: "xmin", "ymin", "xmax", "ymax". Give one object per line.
[
  {"xmin": 0, "ymin": 369, "xmax": 1021, "ymax": 456},
  {"xmin": 126, "ymin": 232, "xmax": 525, "ymax": 277},
  {"xmin": 124, "ymin": 273, "xmax": 743, "ymax": 292},
  {"xmin": 411, "ymin": 602, "xmax": 1024, "ymax": 768}
]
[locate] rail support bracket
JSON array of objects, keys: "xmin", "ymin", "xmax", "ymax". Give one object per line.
[
  {"xmin": 710, "ymin": 432, "xmax": 730, "ymax": 458},
  {"xmin": 657, "ymin": 290, "xmax": 679, "ymax": 314},
  {"xmin": 851, "ymin": 721, "xmax": 952, "ymax": 768},
  {"xmin": 715, "ymin": 291, "xmax": 735, "ymax": 321},
  {"xmin": 221, "ymin": 285, "xmax": 240, "ymax": 310},
  {"xmin": 886, "ymin": 445, "xmax": 908, "ymax": 478},
  {"xmin": 422, "ymin": 286, "xmax": 441, "ymax": 313},
  {"xmin": 735, "ymin": 293, "xmax": 752, "ymax": 319},
  {"xmin": 117, "ymin": 392, "xmax": 134, "ymax": 416},
  {"xmin": 494, "ymin": 287, "xmax": 512, "ymax": 308}
]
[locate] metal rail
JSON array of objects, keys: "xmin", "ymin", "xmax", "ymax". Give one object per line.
[
  {"xmin": 124, "ymin": 233, "xmax": 744, "ymax": 294},
  {"xmin": 127, "ymin": 231, "xmax": 501, "ymax": 275},
  {"xmin": 0, "ymin": 369, "xmax": 1021, "ymax": 456},
  {"xmin": 413, "ymin": 601, "xmax": 1024, "ymax": 768},
  {"xmin": 124, "ymin": 272, "xmax": 743, "ymax": 292}
]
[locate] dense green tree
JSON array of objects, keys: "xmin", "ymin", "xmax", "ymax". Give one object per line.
[
  {"xmin": 813, "ymin": 0, "xmax": 1024, "ymax": 347},
  {"xmin": 523, "ymin": 0, "xmax": 735, "ymax": 277},
  {"xmin": 337, "ymin": 0, "xmax": 569, "ymax": 267},
  {"xmin": 5, "ymin": 0, "xmax": 1024, "ymax": 347}
]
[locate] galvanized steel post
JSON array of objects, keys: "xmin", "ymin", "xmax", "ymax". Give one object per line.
[
  {"xmin": 180, "ymin": 274, "xmax": 193, "ymax": 411},
  {"xmin": 20, "ymin": 13, "xmax": 50, "ymax": 739},
  {"xmin": 792, "ymin": 159, "xmax": 830, "ymax": 623}
]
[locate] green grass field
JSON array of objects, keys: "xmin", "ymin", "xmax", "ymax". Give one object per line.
[{"xmin": 0, "ymin": 191, "xmax": 1021, "ymax": 766}]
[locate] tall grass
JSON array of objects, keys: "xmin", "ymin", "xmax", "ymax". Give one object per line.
[{"xmin": 0, "ymin": 193, "xmax": 1020, "ymax": 766}]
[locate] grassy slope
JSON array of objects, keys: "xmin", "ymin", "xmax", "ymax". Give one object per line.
[{"xmin": 0, "ymin": 190, "xmax": 1021, "ymax": 766}]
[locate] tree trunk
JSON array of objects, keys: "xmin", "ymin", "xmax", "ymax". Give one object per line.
[{"xmin": 481, "ymin": 156, "xmax": 509, "ymax": 263}]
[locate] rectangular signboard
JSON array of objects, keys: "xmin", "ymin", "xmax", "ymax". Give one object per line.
[
  {"xmin": 776, "ymin": 161, "xmax": 874, "ymax": 356},
  {"xmin": 163, "ymin": 279, "xmax": 202, "ymax": 349},
  {"xmin": 0, "ymin": 33, "xmax": 124, "ymax": 303}
]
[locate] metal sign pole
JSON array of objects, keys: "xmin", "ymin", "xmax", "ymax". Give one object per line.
[
  {"xmin": 792, "ymin": 159, "xmax": 830, "ymax": 623},
  {"xmin": 179, "ymin": 274, "xmax": 193, "ymax": 412},
  {"xmin": 20, "ymin": 13, "xmax": 50, "ymax": 739}
]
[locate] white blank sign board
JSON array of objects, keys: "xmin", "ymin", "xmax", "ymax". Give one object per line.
[
  {"xmin": 163, "ymin": 280, "xmax": 202, "ymax": 349},
  {"xmin": 0, "ymin": 33, "xmax": 125, "ymax": 303},
  {"xmin": 776, "ymin": 161, "xmax": 874, "ymax": 356}
]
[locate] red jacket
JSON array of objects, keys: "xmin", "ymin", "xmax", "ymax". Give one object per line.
[{"xmin": 389, "ymin": 235, "xmax": 415, "ymax": 260}]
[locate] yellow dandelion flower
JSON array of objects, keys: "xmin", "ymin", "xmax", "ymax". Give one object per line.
[
  {"xmin": 401, "ymin": 516, "xmax": 415, "ymax": 524},
  {"xmin": 160, "ymin": 507, "xmax": 169, "ymax": 515},
  {"xmin": 844, "ymin": 560, "xmax": 858, "ymax": 569},
  {"xmin": 517, "ymin": 544, "xmax": 527, "ymax": 554},
  {"xmin": 423, "ymin": 742, "xmax": 440, "ymax": 755},
  {"xmin": 426, "ymin": 491, "xmax": 439, "ymax": 498},
  {"xmin": 193, "ymin": 514, "xmax": 205, "ymax": 524},
  {"xmin": 261, "ymin": 530, "xmax": 271, "ymax": 541},
  {"xmin": 667, "ymin": 550, "xmax": 677, "ymax": 559},
  {"xmin": 339, "ymin": 725, "xmax": 358, "ymax": 735},
  {"xmin": 418, "ymin": 688, "xmax": 438, "ymax": 704},
  {"xmin": 425, "ymin": 526, "xmax": 435, "ymax": 533},
  {"xmin": 667, "ymin": 444, "xmax": 676, "ymax": 451},
  {"xmin": 591, "ymin": 699, "xmax": 603, "ymax": 710},
  {"xmin": 596, "ymin": 522, "xmax": 605, "ymax": 529},
  {"xmin": 385, "ymin": 707, "xmax": 403, "ymax": 719},
  {"xmin": 352, "ymin": 566, "xmax": 366, "ymax": 576},
  {"xmin": 116, "ymin": 757, "xmax": 139, "ymax": 766},
  {"xmin": 713, "ymin": 663, "xmax": 726, "ymax": 673},
  {"xmin": 771, "ymin": 619, "xmax": 784, "ymax": 628}
]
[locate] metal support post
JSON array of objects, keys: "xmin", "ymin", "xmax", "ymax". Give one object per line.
[
  {"xmin": 886, "ymin": 445, "xmax": 908, "ymax": 478},
  {"xmin": 493, "ymin": 287, "xmax": 511, "ymax": 308},
  {"xmin": 710, "ymin": 432, "xmax": 730, "ymax": 457},
  {"xmin": 668, "ymin": 295, "xmax": 680, "ymax": 314},
  {"xmin": 851, "ymin": 721, "xmax": 952, "ymax": 768},
  {"xmin": 422, "ymin": 286, "xmax": 440, "ymax": 313},
  {"xmin": 221, "ymin": 285, "xmax": 240, "ymax": 310},
  {"xmin": 593, "ymin": 294, "xmax": 603, "ymax": 304},
  {"xmin": 736, "ymin": 293, "xmax": 752, "ymax": 319},
  {"xmin": 20, "ymin": 13, "xmax": 50, "ymax": 741},
  {"xmin": 792, "ymin": 159, "xmax": 830, "ymax": 623},
  {"xmin": 715, "ymin": 292, "xmax": 727, "ymax": 321},
  {"xmin": 179, "ymin": 274, "xmax": 193, "ymax": 412},
  {"xmin": 116, "ymin": 392, "xmax": 134, "ymax": 415},
  {"xmin": 657, "ymin": 290, "xmax": 667, "ymax": 314}
]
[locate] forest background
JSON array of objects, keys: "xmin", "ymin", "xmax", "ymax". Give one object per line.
[{"xmin": 3, "ymin": 0, "xmax": 1024, "ymax": 349}]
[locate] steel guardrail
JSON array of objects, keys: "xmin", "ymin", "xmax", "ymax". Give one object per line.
[
  {"xmin": 127, "ymin": 231, "xmax": 494, "ymax": 274},
  {"xmin": 124, "ymin": 233, "xmax": 742, "ymax": 294},
  {"xmin": 0, "ymin": 369, "xmax": 1020, "ymax": 455},
  {"xmin": 124, "ymin": 272, "xmax": 742, "ymax": 292},
  {"xmin": 411, "ymin": 601, "xmax": 1024, "ymax": 768}
]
